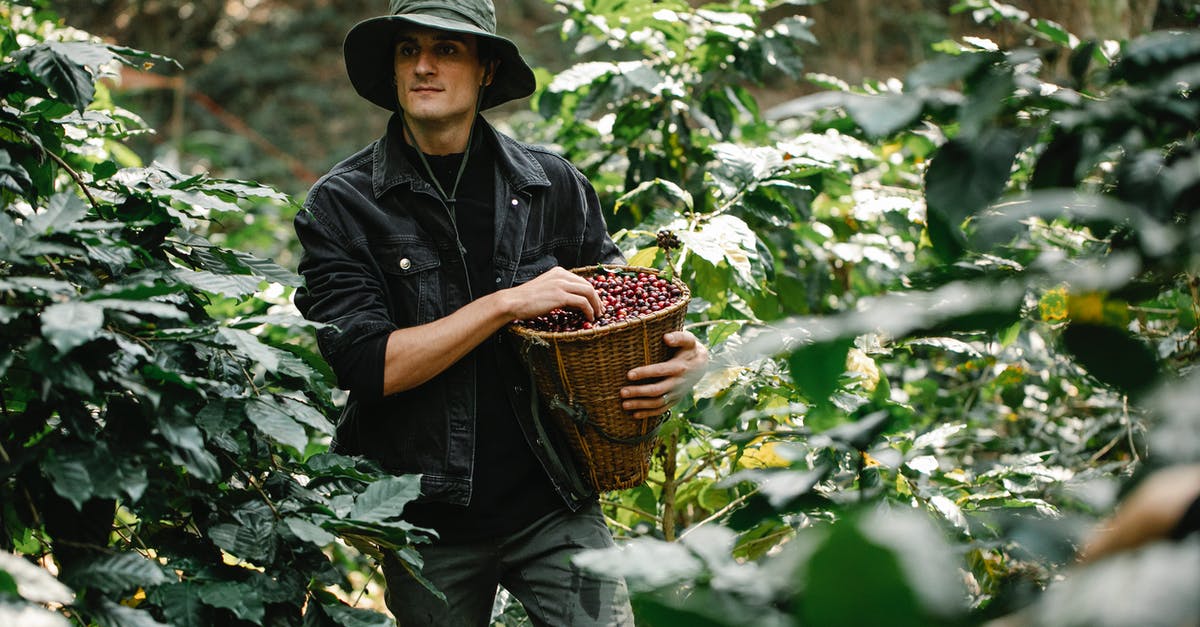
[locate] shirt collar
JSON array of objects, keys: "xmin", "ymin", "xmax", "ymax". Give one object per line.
[{"xmin": 371, "ymin": 113, "xmax": 550, "ymax": 200}]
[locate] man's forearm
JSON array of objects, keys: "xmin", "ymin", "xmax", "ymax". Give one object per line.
[{"xmin": 381, "ymin": 290, "xmax": 515, "ymax": 396}]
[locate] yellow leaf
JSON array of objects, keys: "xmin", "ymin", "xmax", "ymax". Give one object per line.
[
  {"xmin": 739, "ymin": 441, "xmax": 790, "ymax": 468},
  {"xmin": 626, "ymin": 246, "xmax": 659, "ymax": 268},
  {"xmin": 1068, "ymin": 292, "xmax": 1105, "ymax": 324},
  {"xmin": 121, "ymin": 587, "xmax": 146, "ymax": 608},
  {"xmin": 694, "ymin": 365, "xmax": 744, "ymax": 399},
  {"xmin": 1038, "ymin": 285, "xmax": 1069, "ymax": 322}
]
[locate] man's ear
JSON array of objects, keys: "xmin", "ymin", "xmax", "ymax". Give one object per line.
[{"xmin": 482, "ymin": 60, "xmax": 500, "ymax": 86}]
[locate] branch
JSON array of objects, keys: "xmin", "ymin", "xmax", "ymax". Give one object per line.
[
  {"xmin": 676, "ymin": 486, "xmax": 761, "ymax": 542},
  {"xmin": 600, "ymin": 499, "xmax": 661, "ymax": 525},
  {"xmin": 18, "ymin": 128, "xmax": 100, "ymax": 209}
]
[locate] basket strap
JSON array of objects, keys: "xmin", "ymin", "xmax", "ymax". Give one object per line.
[
  {"xmin": 640, "ymin": 322, "xmax": 651, "ymax": 441},
  {"xmin": 549, "ymin": 397, "xmax": 666, "ymax": 446},
  {"xmin": 552, "ymin": 337, "xmax": 574, "ymax": 402}
]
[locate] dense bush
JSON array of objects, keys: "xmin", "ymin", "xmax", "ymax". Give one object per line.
[{"xmin": 2, "ymin": 0, "xmax": 1198, "ymax": 626}]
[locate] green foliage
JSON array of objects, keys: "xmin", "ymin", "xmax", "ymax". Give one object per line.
[
  {"xmin": 5, "ymin": 1, "xmax": 1200, "ymax": 625},
  {"xmin": 535, "ymin": 1, "xmax": 1200, "ymax": 625},
  {"xmin": 0, "ymin": 5, "xmax": 424, "ymax": 625}
]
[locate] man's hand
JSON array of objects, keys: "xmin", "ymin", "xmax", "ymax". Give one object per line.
[
  {"xmin": 619, "ymin": 330, "xmax": 709, "ymax": 420},
  {"xmin": 500, "ymin": 266, "xmax": 604, "ymax": 321}
]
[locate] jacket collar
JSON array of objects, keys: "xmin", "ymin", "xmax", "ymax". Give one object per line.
[{"xmin": 372, "ymin": 113, "xmax": 550, "ymax": 199}]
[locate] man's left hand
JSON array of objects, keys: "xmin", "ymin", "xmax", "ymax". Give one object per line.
[{"xmin": 620, "ymin": 330, "xmax": 709, "ymax": 420}]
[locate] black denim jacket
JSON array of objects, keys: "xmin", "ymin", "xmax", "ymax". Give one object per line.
[{"xmin": 293, "ymin": 115, "xmax": 621, "ymax": 510}]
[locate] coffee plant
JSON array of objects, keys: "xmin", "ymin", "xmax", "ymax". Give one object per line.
[
  {"xmin": 0, "ymin": 4, "xmax": 427, "ymax": 626},
  {"xmin": 4, "ymin": 0, "xmax": 1198, "ymax": 626},
  {"xmin": 531, "ymin": 0, "xmax": 1200, "ymax": 625}
]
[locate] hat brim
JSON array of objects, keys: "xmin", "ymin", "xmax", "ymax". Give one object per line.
[{"xmin": 344, "ymin": 14, "xmax": 536, "ymax": 111}]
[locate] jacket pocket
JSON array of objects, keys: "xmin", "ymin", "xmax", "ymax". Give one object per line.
[
  {"xmin": 378, "ymin": 238, "xmax": 443, "ymax": 325},
  {"xmin": 512, "ymin": 252, "xmax": 558, "ymax": 286}
]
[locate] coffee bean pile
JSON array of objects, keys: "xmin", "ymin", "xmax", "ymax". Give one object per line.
[{"xmin": 517, "ymin": 271, "xmax": 684, "ymax": 333}]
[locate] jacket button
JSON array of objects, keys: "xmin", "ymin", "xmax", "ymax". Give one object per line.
[
  {"xmin": 495, "ymin": 276, "xmax": 502, "ymax": 284},
  {"xmin": 511, "ymin": 198, "xmax": 519, "ymax": 206},
  {"xmin": 399, "ymin": 258, "xmax": 411, "ymax": 270}
]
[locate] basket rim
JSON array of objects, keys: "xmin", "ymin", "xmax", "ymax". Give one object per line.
[{"xmin": 507, "ymin": 264, "xmax": 691, "ymax": 341}]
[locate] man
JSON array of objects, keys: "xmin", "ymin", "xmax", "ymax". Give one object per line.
[{"xmin": 292, "ymin": 1, "xmax": 708, "ymax": 624}]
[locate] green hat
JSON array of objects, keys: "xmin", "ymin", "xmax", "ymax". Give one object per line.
[{"xmin": 344, "ymin": 0, "xmax": 536, "ymax": 111}]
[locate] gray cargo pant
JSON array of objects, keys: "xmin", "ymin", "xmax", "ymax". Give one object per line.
[{"xmin": 381, "ymin": 501, "xmax": 635, "ymax": 626}]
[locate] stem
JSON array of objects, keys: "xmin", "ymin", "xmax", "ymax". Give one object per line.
[
  {"xmin": 660, "ymin": 430, "xmax": 679, "ymax": 541},
  {"xmin": 41, "ymin": 255, "xmax": 65, "ymax": 278},
  {"xmin": 599, "ymin": 499, "xmax": 662, "ymax": 525},
  {"xmin": 352, "ymin": 565, "xmax": 379, "ymax": 607},
  {"xmin": 676, "ymin": 486, "xmax": 761, "ymax": 542},
  {"xmin": 219, "ymin": 451, "xmax": 280, "ymax": 519},
  {"xmin": 1123, "ymin": 395, "xmax": 1139, "ymax": 463},
  {"xmin": 20, "ymin": 129, "xmax": 100, "ymax": 209},
  {"xmin": 604, "ymin": 515, "xmax": 635, "ymax": 534}
]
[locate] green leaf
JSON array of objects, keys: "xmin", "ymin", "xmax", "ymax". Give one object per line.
[
  {"xmin": 198, "ymin": 581, "xmax": 264, "ymax": 623},
  {"xmin": 173, "ymin": 270, "xmax": 262, "ymax": 297},
  {"xmin": 27, "ymin": 193, "xmax": 89, "ymax": 235},
  {"xmin": 15, "ymin": 42, "xmax": 97, "ymax": 111},
  {"xmin": 844, "ymin": 93, "xmax": 923, "ymax": 138},
  {"xmin": 813, "ymin": 410, "xmax": 892, "ymax": 451},
  {"xmin": 1031, "ymin": 132, "xmax": 1083, "ymax": 189},
  {"xmin": 351, "ymin": 476, "xmax": 422, "ymax": 523},
  {"xmin": 218, "ymin": 328, "xmax": 280, "ymax": 372},
  {"xmin": 232, "ymin": 251, "xmax": 303, "ymax": 287},
  {"xmin": 93, "ymin": 599, "xmax": 171, "ymax": 627},
  {"xmin": 1062, "ymin": 323, "xmax": 1159, "ymax": 396},
  {"xmin": 40, "ymin": 452, "xmax": 93, "ymax": 510},
  {"xmin": 572, "ymin": 537, "xmax": 703, "ymax": 591},
  {"xmin": 68, "ymin": 552, "xmax": 169, "ymax": 595},
  {"xmin": 208, "ymin": 503, "xmax": 277, "ymax": 563},
  {"xmin": 905, "ymin": 52, "xmax": 991, "ymax": 90},
  {"xmin": 40, "ymin": 301, "xmax": 104, "ymax": 354},
  {"xmin": 788, "ymin": 338, "xmax": 853, "ymax": 407},
  {"xmin": 924, "ymin": 130, "xmax": 1020, "ymax": 260},
  {"xmin": 279, "ymin": 397, "xmax": 333, "ymax": 435},
  {"xmin": 0, "ymin": 605, "xmax": 71, "ymax": 627},
  {"xmin": 0, "ymin": 551, "xmax": 73, "ymax": 604},
  {"xmin": 677, "ymin": 215, "xmax": 759, "ymax": 286},
  {"xmin": 88, "ymin": 298, "xmax": 187, "ymax": 321},
  {"xmin": 245, "ymin": 397, "xmax": 308, "ymax": 452},
  {"xmin": 148, "ymin": 582, "xmax": 206, "ymax": 627},
  {"xmin": 1110, "ymin": 30, "xmax": 1200, "ymax": 83},
  {"xmin": 284, "ymin": 517, "xmax": 337, "ymax": 547},
  {"xmin": 801, "ymin": 519, "xmax": 924, "ymax": 627},
  {"xmin": 614, "ymin": 178, "xmax": 694, "ymax": 218},
  {"xmin": 724, "ymin": 466, "xmax": 828, "ymax": 509},
  {"xmin": 158, "ymin": 415, "xmax": 221, "ymax": 482},
  {"xmin": 320, "ymin": 602, "xmax": 395, "ymax": 627},
  {"xmin": 0, "ymin": 150, "xmax": 33, "ymax": 194}
]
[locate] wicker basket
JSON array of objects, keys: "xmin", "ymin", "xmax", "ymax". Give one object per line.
[{"xmin": 507, "ymin": 265, "xmax": 691, "ymax": 491}]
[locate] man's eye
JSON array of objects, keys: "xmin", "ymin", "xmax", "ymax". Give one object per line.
[
  {"xmin": 437, "ymin": 45, "xmax": 457, "ymax": 55},
  {"xmin": 398, "ymin": 46, "xmax": 418, "ymax": 57}
]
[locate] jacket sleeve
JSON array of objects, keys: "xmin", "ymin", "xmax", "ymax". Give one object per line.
[
  {"xmin": 292, "ymin": 188, "xmax": 393, "ymax": 400},
  {"xmin": 568, "ymin": 164, "xmax": 624, "ymax": 267}
]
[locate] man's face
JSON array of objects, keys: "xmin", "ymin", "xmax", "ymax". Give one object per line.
[{"xmin": 393, "ymin": 25, "xmax": 492, "ymax": 130}]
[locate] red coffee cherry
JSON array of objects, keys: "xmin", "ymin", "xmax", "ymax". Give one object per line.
[{"xmin": 517, "ymin": 270, "xmax": 683, "ymax": 332}]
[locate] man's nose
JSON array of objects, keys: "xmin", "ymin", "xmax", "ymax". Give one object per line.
[{"xmin": 414, "ymin": 49, "xmax": 436, "ymax": 75}]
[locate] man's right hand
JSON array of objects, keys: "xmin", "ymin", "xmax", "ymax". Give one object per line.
[{"xmin": 500, "ymin": 266, "xmax": 605, "ymax": 322}]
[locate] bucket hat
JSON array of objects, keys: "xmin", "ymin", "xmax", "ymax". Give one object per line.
[{"xmin": 344, "ymin": 0, "xmax": 537, "ymax": 111}]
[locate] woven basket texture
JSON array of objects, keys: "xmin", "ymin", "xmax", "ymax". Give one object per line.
[{"xmin": 508, "ymin": 265, "xmax": 690, "ymax": 491}]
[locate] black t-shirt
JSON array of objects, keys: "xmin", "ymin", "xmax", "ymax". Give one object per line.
[{"xmin": 397, "ymin": 128, "xmax": 561, "ymax": 542}]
